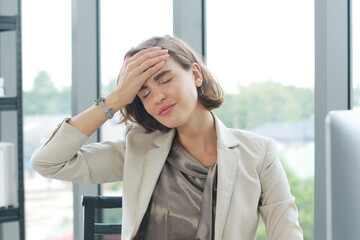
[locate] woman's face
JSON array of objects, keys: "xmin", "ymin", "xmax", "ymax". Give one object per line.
[{"xmin": 137, "ymin": 57, "xmax": 203, "ymax": 128}]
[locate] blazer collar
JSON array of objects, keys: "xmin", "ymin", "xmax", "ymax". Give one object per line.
[
  {"xmin": 212, "ymin": 112, "xmax": 239, "ymax": 149},
  {"xmin": 152, "ymin": 128, "xmax": 176, "ymax": 148}
]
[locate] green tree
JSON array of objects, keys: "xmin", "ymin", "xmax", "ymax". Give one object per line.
[
  {"xmin": 55, "ymin": 86, "xmax": 71, "ymax": 114},
  {"xmin": 24, "ymin": 71, "xmax": 71, "ymax": 115},
  {"xmin": 214, "ymin": 81, "xmax": 314, "ymax": 130}
]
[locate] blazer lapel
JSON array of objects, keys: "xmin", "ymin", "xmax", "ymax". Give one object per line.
[
  {"xmin": 214, "ymin": 147, "xmax": 238, "ymax": 239},
  {"xmin": 130, "ymin": 128, "xmax": 176, "ymax": 237},
  {"xmin": 212, "ymin": 115, "xmax": 240, "ymax": 240}
]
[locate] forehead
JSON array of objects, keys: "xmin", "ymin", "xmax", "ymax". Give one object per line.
[{"xmin": 161, "ymin": 56, "xmax": 184, "ymax": 72}]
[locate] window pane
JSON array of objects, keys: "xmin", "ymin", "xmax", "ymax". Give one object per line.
[
  {"xmin": 100, "ymin": 0, "xmax": 173, "ymax": 196},
  {"xmin": 353, "ymin": 0, "xmax": 360, "ymax": 109},
  {"xmin": 207, "ymin": 1, "xmax": 314, "ymax": 239},
  {"xmin": 22, "ymin": 0, "xmax": 73, "ymax": 239}
]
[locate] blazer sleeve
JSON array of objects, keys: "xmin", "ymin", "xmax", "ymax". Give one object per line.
[
  {"xmin": 258, "ymin": 139, "xmax": 304, "ymax": 240},
  {"xmin": 30, "ymin": 119, "xmax": 126, "ymax": 184}
]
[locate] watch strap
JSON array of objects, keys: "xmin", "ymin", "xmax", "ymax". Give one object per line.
[{"xmin": 95, "ymin": 97, "xmax": 114, "ymax": 119}]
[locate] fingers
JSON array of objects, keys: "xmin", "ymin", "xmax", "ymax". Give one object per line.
[
  {"xmin": 137, "ymin": 53, "xmax": 169, "ymax": 73},
  {"xmin": 141, "ymin": 59, "xmax": 167, "ymax": 83},
  {"xmin": 126, "ymin": 47, "xmax": 162, "ymax": 62},
  {"xmin": 122, "ymin": 47, "xmax": 169, "ymax": 85},
  {"xmin": 125, "ymin": 47, "xmax": 161, "ymax": 66},
  {"xmin": 126, "ymin": 48, "xmax": 169, "ymax": 72}
]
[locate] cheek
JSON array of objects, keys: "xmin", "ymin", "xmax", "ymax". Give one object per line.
[
  {"xmin": 142, "ymin": 101, "xmax": 156, "ymax": 117},
  {"xmin": 182, "ymin": 82, "xmax": 198, "ymax": 101}
]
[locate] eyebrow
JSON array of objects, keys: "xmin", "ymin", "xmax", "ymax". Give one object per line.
[
  {"xmin": 139, "ymin": 70, "xmax": 172, "ymax": 92},
  {"xmin": 154, "ymin": 70, "xmax": 172, "ymax": 81}
]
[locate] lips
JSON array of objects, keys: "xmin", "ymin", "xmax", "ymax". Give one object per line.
[{"xmin": 158, "ymin": 103, "xmax": 176, "ymax": 116}]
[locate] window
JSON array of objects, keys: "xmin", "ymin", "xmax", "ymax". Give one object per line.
[
  {"xmin": 22, "ymin": 1, "xmax": 73, "ymax": 239},
  {"xmin": 100, "ymin": 0, "xmax": 173, "ymax": 196},
  {"xmin": 207, "ymin": 1, "xmax": 314, "ymax": 239}
]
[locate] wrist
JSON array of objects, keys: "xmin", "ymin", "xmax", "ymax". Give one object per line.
[
  {"xmin": 104, "ymin": 90, "xmax": 126, "ymax": 112},
  {"xmin": 95, "ymin": 97, "xmax": 114, "ymax": 119}
]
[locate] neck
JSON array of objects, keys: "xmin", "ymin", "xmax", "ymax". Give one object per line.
[
  {"xmin": 176, "ymin": 110, "xmax": 214, "ymax": 138},
  {"xmin": 176, "ymin": 110, "xmax": 218, "ymax": 166}
]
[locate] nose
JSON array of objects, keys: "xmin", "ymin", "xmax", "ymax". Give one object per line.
[{"xmin": 152, "ymin": 88, "xmax": 165, "ymax": 104}]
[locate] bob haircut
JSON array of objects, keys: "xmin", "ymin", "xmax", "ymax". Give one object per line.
[{"xmin": 119, "ymin": 35, "xmax": 224, "ymax": 133}]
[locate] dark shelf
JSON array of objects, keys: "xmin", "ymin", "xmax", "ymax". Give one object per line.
[
  {"xmin": 0, "ymin": 97, "xmax": 18, "ymax": 111},
  {"xmin": 0, "ymin": 2, "xmax": 25, "ymax": 239},
  {"xmin": 0, "ymin": 207, "xmax": 19, "ymax": 223},
  {"xmin": 0, "ymin": 16, "xmax": 17, "ymax": 32}
]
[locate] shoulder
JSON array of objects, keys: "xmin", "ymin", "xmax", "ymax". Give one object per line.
[
  {"xmin": 125, "ymin": 124, "xmax": 163, "ymax": 138},
  {"xmin": 213, "ymin": 113, "xmax": 275, "ymax": 155},
  {"xmin": 124, "ymin": 124, "xmax": 171, "ymax": 147},
  {"xmin": 228, "ymin": 128, "xmax": 277, "ymax": 158},
  {"xmin": 229, "ymin": 127, "xmax": 272, "ymax": 146}
]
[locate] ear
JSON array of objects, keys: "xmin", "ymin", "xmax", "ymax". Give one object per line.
[{"xmin": 191, "ymin": 63, "xmax": 203, "ymax": 87}]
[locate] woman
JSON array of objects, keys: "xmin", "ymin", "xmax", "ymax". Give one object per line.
[{"xmin": 31, "ymin": 35, "xmax": 303, "ymax": 239}]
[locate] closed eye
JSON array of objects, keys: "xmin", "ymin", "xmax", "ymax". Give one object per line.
[
  {"xmin": 140, "ymin": 88, "xmax": 151, "ymax": 99},
  {"xmin": 160, "ymin": 78, "xmax": 172, "ymax": 84}
]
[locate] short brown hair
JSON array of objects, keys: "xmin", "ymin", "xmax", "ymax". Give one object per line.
[{"xmin": 119, "ymin": 35, "xmax": 224, "ymax": 133}]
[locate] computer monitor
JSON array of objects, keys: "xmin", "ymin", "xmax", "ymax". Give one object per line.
[{"xmin": 325, "ymin": 110, "xmax": 360, "ymax": 240}]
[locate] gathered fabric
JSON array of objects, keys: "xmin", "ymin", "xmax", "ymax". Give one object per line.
[{"xmin": 136, "ymin": 138, "xmax": 218, "ymax": 240}]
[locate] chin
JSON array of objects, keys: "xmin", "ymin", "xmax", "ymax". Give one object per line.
[
  {"xmin": 158, "ymin": 118, "xmax": 182, "ymax": 129},
  {"xmin": 156, "ymin": 110, "xmax": 188, "ymax": 129},
  {"xmin": 160, "ymin": 122, "xmax": 179, "ymax": 129}
]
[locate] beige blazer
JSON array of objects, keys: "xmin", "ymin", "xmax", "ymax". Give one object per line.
[{"xmin": 31, "ymin": 114, "xmax": 303, "ymax": 240}]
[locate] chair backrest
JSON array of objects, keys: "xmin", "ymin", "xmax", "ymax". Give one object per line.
[{"xmin": 81, "ymin": 195, "xmax": 122, "ymax": 240}]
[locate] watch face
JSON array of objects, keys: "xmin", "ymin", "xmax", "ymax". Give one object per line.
[{"xmin": 95, "ymin": 97, "xmax": 103, "ymax": 104}]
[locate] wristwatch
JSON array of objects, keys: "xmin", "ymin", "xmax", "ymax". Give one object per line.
[{"xmin": 95, "ymin": 97, "xmax": 114, "ymax": 119}]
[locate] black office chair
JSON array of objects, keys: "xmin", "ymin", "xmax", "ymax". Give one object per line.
[{"xmin": 81, "ymin": 195, "xmax": 122, "ymax": 240}]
